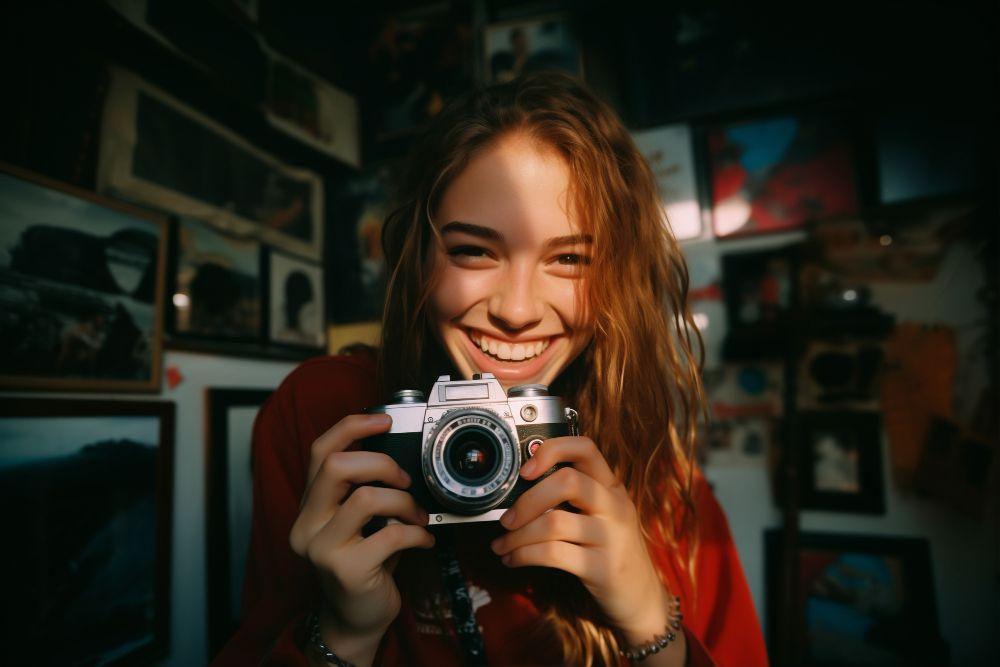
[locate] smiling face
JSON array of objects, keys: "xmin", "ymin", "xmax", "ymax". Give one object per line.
[{"xmin": 427, "ymin": 132, "xmax": 593, "ymax": 392}]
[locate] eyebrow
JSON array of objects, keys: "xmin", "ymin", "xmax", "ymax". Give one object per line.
[{"xmin": 441, "ymin": 221, "xmax": 592, "ymax": 251}]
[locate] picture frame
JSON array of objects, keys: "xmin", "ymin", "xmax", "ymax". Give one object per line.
[
  {"xmin": 98, "ymin": 66, "xmax": 324, "ymax": 261},
  {"xmin": 205, "ymin": 388, "xmax": 273, "ymax": 660},
  {"xmin": 706, "ymin": 113, "xmax": 859, "ymax": 238},
  {"xmin": 0, "ymin": 162, "xmax": 167, "ymax": 392},
  {"xmin": 170, "ymin": 216, "xmax": 263, "ymax": 344},
  {"xmin": 765, "ymin": 529, "xmax": 946, "ymax": 666},
  {"xmin": 0, "ymin": 398, "xmax": 175, "ymax": 666},
  {"xmin": 720, "ymin": 245, "xmax": 796, "ymax": 360},
  {"xmin": 631, "ymin": 123, "xmax": 703, "ymax": 241},
  {"xmin": 483, "ymin": 13, "xmax": 584, "ymax": 85},
  {"xmin": 796, "ymin": 411, "xmax": 885, "ymax": 514},
  {"xmin": 267, "ymin": 248, "xmax": 326, "ymax": 350}
]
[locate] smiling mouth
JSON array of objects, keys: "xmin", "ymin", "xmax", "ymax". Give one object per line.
[{"xmin": 466, "ymin": 329, "xmax": 552, "ymax": 362}]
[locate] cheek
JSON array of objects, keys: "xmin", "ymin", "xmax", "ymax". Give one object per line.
[
  {"xmin": 430, "ymin": 264, "xmax": 490, "ymax": 321},
  {"xmin": 549, "ymin": 279, "xmax": 591, "ymax": 331}
]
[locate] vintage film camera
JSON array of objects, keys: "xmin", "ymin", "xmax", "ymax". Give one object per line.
[{"xmin": 360, "ymin": 373, "xmax": 578, "ymax": 526}]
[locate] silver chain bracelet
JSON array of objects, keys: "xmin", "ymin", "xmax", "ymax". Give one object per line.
[
  {"xmin": 307, "ymin": 611, "xmax": 358, "ymax": 667},
  {"xmin": 618, "ymin": 594, "xmax": 684, "ymax": 662}
]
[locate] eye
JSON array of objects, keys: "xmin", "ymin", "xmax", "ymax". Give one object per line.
[
  {"xmin": 446, "ymin": 245, "xmax": 495, "ymax": 264},
  {"xmin": 555, "ymin": 253, "xmax": 591, "ymax": 266}
]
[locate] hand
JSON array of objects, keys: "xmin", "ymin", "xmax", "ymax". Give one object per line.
[
  {"xmin": 289, "ymin": 413, "xmax": 435, "ymax": 645},
  {"xmin": 488, "ymin": 436, "xmax": 676, "ymax": 642}
]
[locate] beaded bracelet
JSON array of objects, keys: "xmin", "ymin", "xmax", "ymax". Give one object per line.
[
  {"xmin": 307, "ymin": 611, "xmax": 358, "ymax": 667},
  {"xmin": 618, "ymin": 594, "xmax": 684, "ymax": 663}
]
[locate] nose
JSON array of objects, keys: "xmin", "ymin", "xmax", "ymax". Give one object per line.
[{"xmin": 487, "ymin": 263, "xmax": 544, "ymax": 332}]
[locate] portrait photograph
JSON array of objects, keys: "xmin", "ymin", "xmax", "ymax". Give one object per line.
[
  {"xmin": 708, "ymin": 114, "xmax": 859, "ymax": 238},
  {"xmin": 268, "ymin": 250, "xmax": 325, "ymax": 349},
  {"xmin": 0, "ymin": 164, "xmax": 166, "ymax": 392},
  {"xmin": 173, "ymin": 216, "xmax": 262, "ymax": 342},
  {"xmin": 0, "ymin": 398, "xmax": 174, "ymax": 666},
  {"xmin": 484, "ymin": 14, "xmax": 583, "ymax": 84}
]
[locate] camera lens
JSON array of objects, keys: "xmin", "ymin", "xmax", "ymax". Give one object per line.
[{"xmin": 445, "ymin": 426, "xmax": 501, "ymax": 484}]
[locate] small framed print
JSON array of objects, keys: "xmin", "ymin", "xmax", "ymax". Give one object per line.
[
  {"xmin": 267, "ymin": 249, "xmax": 325, "ymax": 349},
  {"xmin": 0, "ymin": 398, "xmax": 175, "ymax": 666},
  {"xmin": 205, "ymin": 387, "xmax": 274, "ymax": 660},
  {"xmin": 797, "ymin": 411, "xmax": 885, "ymax": 514},
  {"xmin": 0, "ymin": 162, "xmax": 167, "ymax": 392},
  {"xmin": 172, "ymin": 216, "xmax": 262, "ymax": 343},
  {"xmin": 483, "ymin": 13, "xmax": 583, "ymax": 84},
  {"xmin": 721, "ymin": 246, "xmax": 796, "ymax": 360},
  {"xmin": 765, "ymin": 530, "xmax": 946, "ymax": 666}
]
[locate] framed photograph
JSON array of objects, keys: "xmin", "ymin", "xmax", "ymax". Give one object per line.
[
  {"xmin": 205, "ymin": 388, "xmax": 273, "ymax": 660},
  {"xmin": 765, "ymin": 529, "xmax": 946, "ymax": 666},
  {"xmin": 98, "ymin": 66, "xmax": 324, "ymax": 260},
  {"xmin": 797, "ymin": 411, "xmax": 885, "ymax": 514},
  {"xmin": 0, "ymin": 398, "xmax": 174, "ymax": 666},
  {"xmin": 0, "ymin": 163, "xmax": 167, "ymax": 392},
  {"xmin": 484, "ymin": 14, "xmax": 583, "ymax": 84},
  {"xmin": 267, "ymin": 249, "xmax": 325, "ymax": 349},
  {"xmin": 720, "ymin": 246, "xmax": 795, "ymax": 360},
  {"xmin": 262, "ymin": 43, "xmax": 360, "ymax": 167},
  {"xmin": 172, "ymin": 216, "xmax": 262, "ymax": 342},
  {"xmin": 631, "ymin": 124, "xmax": 703, "ymax": 241},
  {"xmin": 707, "ymin": 114, "xmax": 859, "ymax": 238}
]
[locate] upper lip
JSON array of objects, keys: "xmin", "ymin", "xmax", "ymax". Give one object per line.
[{"xmin": 465, "ymin": 327, "xmax": 556, "ymax": 344}]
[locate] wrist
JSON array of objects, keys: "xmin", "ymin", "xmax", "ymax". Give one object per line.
[
  {"xmin": 618, "ymin": 585, "xmax": 674, "ymax": 645},
  {"xmin": 306, "ymin": 608, "xmax": 386, "ymax": 667}
]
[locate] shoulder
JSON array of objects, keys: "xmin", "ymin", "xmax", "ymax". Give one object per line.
[{"xmin": 259, "ymin": 350, "xmax": 379, "ymax": 448}]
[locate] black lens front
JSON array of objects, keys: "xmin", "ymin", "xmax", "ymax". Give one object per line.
[{"xmin": 445, "ymin": 425, "xmax": 502, "ymax": 485}]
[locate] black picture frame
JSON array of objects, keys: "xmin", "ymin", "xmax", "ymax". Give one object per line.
[
  {"xmin": 720, "ymin": 245, "xmax": 798, "ymax": 361},
  {"xmin": 765, "ymin": 529, "xmax": 947, "ymax": 666},
  {"xmin": 797, "ymin": 411, "xmax": 885, "ymax": 514},
  {"xmin": 205, "ymin": 387, "xmax": 274, "ymax": 661},
  {"xmin": 0, "ymin": 397, "xmax": 175, "ymax": 666}
]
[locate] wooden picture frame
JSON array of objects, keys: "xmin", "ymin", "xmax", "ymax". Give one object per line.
[
  {"xmin": 0, "ymin": 161, "xmax": 167, "ymax": 392},
  {"xmin": 765, "ymin": 529, "xmax": 946, "ymax": 666},
  {"xmin": 205, "ymin": 387, "xmax": 274, "ymax": 661},
  {"xmin": 0, "ymin": 398, "xmax": 175, "ymax": 666}
]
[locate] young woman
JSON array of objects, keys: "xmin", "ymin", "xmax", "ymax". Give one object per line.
[{"xmin": 213, "ymin": 71, "xmax": 768, "ymax": 667}]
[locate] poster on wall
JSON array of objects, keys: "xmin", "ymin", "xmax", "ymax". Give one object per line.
[
  {"xmin": 173, "ymin": 216, "xmax": 262, "ymax": 342},
  {"xmin": 708, "ymin": 114, "xmax": 859, "ymax": 238},
  {"xmin": 483, "ymin": 14, "xmax": 583, "ymax": 84},
  {"xmin": 263, "ymin": 44, "xmax": 360, "ymax": 167},
  {"xmin": 0, "ymin": 164, "xmax": 166, "ymax": 392},
  {"xmin": 268, "ymin": 249, "xmax": 325, "ymax": 349},
  {"xmin": 631, "ymin": 124, "xmax": 703, "ymax": 241},
  {"xmin": 98, "ymin": 66, "xmax": 324, "ymax": 260},
  {"xmin": 0, "ymin": 398, "xmax": 174, "ymax": 666}
]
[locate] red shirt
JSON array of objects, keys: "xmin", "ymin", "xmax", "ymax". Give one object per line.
[{"xmin": 212, "ymin": 352, "xmax": 769, "ymax": 667}]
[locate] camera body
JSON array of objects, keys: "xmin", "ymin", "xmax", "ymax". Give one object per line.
[{"xmin": 360, "ymin": 373, "xmax": 577, "ymax": 526}]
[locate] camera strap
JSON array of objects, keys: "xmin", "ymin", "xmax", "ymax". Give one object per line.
[{"xmin": 436, "ymin": 529, "xmax": 489, "ymax": 667}]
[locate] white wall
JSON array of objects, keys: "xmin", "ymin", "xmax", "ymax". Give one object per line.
[
  {"xmin": 2, "ymin": 350, "xmax": 299, "ymax": 667},
  {"xmin": 700, "ymin": 240, "xmax": 999, "ymax": 666}
]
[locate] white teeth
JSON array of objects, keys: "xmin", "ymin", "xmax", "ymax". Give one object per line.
[{"xmin": 467, "ymin": 330, "xmax": 551, "ymax": 362}]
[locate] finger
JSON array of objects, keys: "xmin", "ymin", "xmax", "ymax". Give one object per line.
[
  {"xmin": 491, "ymin": 509, "xmax": 602, "ymax": 555},
  {"xmin": 355, "ymin": 522, "xmax": 436, "ymax": 568},
  {"xmin": 307, "ymin": 413, "xmax": 393, "ymax": 483},
  {"xmin": 501, "ymin": 540, "xmax": 596, "ymax": 579},
  {"xmin": 502, "ymin": 466, "xmax": 612, "ymax": 530},
  {"xmin": 295, "ymin": 451, "xmax": 412, "ymax": 546},
  {"xmin": 520, "ymin": 436, "xmax": 619, "ymax": 489},
  {"xmin": 326, "ymin": 485, "xmax": 429, "ymax": 547}
]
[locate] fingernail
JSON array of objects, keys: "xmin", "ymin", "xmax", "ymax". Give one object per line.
[
  {"xmin": 500, "ymin": 509, "xmax": 515, "ymax": 527},
  {"xmin": 400, "ymin": 470, "xmax": 412, "ymax": 486},
  {"xmin": 501, "ymin": 554, "xmax": 511, "ymax": 565},
  {"xmin": 369, "ymin": 413, "xmax": 392, "ymax": 425},
  {"xmin": 521, "ymin": 460, "xmax": 536, "ymax": 477}
]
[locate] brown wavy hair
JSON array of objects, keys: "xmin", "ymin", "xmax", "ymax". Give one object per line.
[{"xmin": 376, "ymin": 70, "xmax": 706, "ymax": 666}]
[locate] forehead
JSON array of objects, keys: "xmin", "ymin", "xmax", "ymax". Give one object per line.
[{"xmin": 435, "ymin": 134, "xmax": 582, "ymax": 242}]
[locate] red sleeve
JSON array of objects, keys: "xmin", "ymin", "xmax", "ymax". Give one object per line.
[
  {"xmin": 211, "ymin": 353, "xmax": 380, "ymax": 666},
  {"xmin": 682, "ymin": 473, "xmax": 770, "ymax": 667}
]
